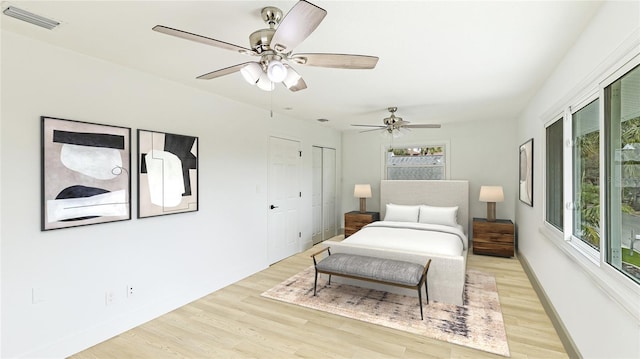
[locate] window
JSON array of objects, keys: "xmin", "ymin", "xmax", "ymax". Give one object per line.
[
  {"xmin": 605, "ymin": 64, "xmax": 640, "ymax": 284},
  {"xmin": 545, "ymin": 118, "xmax": 564, "ymax": 230},
  {"xmin": 385, "ymin": 144, "xmax": 447, "ymax": 180},
  {"xmin": 572, "ymin": 100, "xmax": 601, "ymax": 251}
]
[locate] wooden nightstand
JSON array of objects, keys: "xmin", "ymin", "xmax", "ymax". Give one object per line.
[
  {"xmin": 344, "ymin": 211, "xmax": 380, "ymax": 237},
  {"xmin": 472, "ymin": 218, "xmax": 515, "ymax": 257}
]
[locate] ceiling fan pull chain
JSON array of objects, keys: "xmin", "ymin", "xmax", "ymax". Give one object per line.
[{"xmin": 270, "ymin": 89, "xmax": 274, "ymax": 118}]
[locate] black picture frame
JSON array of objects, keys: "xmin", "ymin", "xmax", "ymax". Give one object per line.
[
  {"xmin": 137, "ymin": 129, "xmax": 199, "ymax": 218},
  {"xmin": 519, "ymin": 138, "xmax": 533, "ymax": 206},
  {"xmin": 41, "ymin": 116, "xmax": 131, "ymax": 230}
]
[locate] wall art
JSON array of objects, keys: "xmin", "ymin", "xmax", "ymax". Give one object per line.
[
  {"xmin": 137, "ymin": 129, "xmax": 198, "ymax": 218},
  {"xmin": 41, "ymin": 116, "xmax": 131, "ymax": 230},
  {"xmin": 519, "ymin": 138, "xmax": 533, "ymax": 206}
]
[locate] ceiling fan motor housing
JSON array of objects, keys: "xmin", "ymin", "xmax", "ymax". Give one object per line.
[
  {"xmin": 249, "ymin": 28, "xmax": 275, "ymax": 54},
  {"xmin": 248, "ymin": 6, "xmax": 284, "ymax": 54}
]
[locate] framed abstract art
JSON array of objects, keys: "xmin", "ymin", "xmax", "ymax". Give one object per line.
[
  {"xmin": 41, "ymin": 116, "xmax": 131, "ymax": 230},
  {"xmin": 137, "ymin": 129, "xmax": 198, "ymax": 218},
  {"xmin": 519, "ymin": 138, "xmax": 533, "ymax": 206}
]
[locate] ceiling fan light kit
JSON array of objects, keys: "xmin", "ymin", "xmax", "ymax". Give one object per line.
[{"xmin": 152, "ymin": 0, "xmax": 378, "ymax": 92}]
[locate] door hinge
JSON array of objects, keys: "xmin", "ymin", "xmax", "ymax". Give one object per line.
[
  {"xmin": 299, "ymin": 151, "xmax": 302, "ymax": 157},
  {"xmin": 299, "ymin": 192, "xmax": 302, "ymax": 197},
  {"xmin": 299, "ymin": 232, "xmax": 302, "ymax": 238}
]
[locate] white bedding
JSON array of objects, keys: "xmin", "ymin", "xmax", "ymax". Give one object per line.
[{"xmin": 343, "ymin": 221, "xmax": 467, "ymax": 257}]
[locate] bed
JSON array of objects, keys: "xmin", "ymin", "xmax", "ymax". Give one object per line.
[{"xmin": 323, "ymin": 180, "xmax": 469, "ymax": 306}]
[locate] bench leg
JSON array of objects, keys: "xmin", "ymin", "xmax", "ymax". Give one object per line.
[
  {"xmin": 417, "ymin": 287, "xmax": 424, "ymax": 320},
  {"xmin": 425, "ymin": 280, "xmax": 429, "ymax": 304},
  {"xmin": 313, "ymin": 269, "xmax": 318, "ymax": 296}
]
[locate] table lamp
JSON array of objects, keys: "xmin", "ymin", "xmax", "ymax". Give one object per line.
[
  {"xmin": 479, "ymin": 186, "xmax": 504, "ymax": 222},
  {"xmin": 354, "ymin": 184, "xmax": 372, "ymax": 213}
]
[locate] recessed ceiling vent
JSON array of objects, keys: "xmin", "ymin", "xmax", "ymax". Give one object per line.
[{"xmin": 3, "ymin": 6, "xmax": 60, "ymax": 30}]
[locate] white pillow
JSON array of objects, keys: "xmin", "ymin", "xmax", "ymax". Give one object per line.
[
  {"xmin": 384, "ymin": 204, "xmax": 420, "ymax": 222},
  {"xmin": 418, "ymin": 205, "xmax": 458, "ymax": 227}
]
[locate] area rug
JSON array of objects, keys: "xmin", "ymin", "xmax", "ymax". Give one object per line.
[{"xmin": 261, "ymin": 266, "xmax": 510, "ymax": 357}]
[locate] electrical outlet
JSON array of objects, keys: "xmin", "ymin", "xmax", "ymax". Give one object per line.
[
  {"xmin": 105, "ymin": 290, "xmax": 115, "ymax": 306},
  {"xmin": 127, "ymin": 285, "xmax": 134, "ymax": 297}
]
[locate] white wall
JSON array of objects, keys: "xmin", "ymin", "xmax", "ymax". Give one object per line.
[
  {"xmin": 342, "ymin": 116, "xmax": 518, "ymax": 228},
  {"xmin": 0, "ymin": 30, "xmax": 341, "ymax": 358},
  {"xmin": 516, "ymin": 2, "xmax": 640, "ymax": 358}
]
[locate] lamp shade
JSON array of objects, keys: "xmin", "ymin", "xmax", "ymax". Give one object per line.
[
  {"xmin": 240, "ymin": 62, "xmax": 262, "ymax": 85},
  {"xmin": 479, "ymin": 186, "xmax": 504, "ymax": 202},
  {"xmin": 256, "ymin": 72, "xmax": 274, "ymax": 91},
  {"xmin": 354, "ymin": 184, "xmax": 372, "ymax": 198},
  {"xmin": 283, "ymin": 66, "xmax": 303, "ymax": 89},
  {"xmin": 267, "ymin": 60, "xmax": 288, "ymax": 83}
]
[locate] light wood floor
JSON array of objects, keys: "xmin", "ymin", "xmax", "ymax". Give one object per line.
[{"xmin": 72, "ymin": 239, "xmax": 568, "ymax": 358}]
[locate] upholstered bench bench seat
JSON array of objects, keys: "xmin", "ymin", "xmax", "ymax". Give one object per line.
[{"xmin": 311, "ymin": 247, "xmax": 431, "ymax": 319}]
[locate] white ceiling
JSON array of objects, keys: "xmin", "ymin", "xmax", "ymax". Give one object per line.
[{"xmin": 1, "ymin": 1, "xmax": 602, "ymax": 131}]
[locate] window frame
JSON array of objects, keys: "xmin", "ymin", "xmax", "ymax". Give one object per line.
[
  {"xmin": 381, "ymin": 140, "xmax": 451, "ymax": 181},
  {"xmin": 543, "ymin": 115, "xmax": 565, "ymax": 233},
  {"xmin": 602, "ymin": 58, "xmax": 640, "ymax": 285},
  {"xmin": 566, "ymin": 94, "xmax": 601, "ymax": 265}
]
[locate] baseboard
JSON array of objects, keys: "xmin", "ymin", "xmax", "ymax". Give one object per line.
[{"xmin": 517, "ymin": 252, "xmax": 582, "ymax": 359}]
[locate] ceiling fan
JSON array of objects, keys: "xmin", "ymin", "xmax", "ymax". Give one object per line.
[
  {"xmin": 152, "ymin": 0, "xmax": 378, "ymax": 92},
  {"xmin": 352, "ymin": 107, "xmax": 441, "ymax": 136}
]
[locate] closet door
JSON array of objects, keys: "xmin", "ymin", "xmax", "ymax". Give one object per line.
[
  {"xmin": 311, "ymin": 146, "xmax": 323, "ymax": 244},
  {"xmin": 322, "ymin": 147, "xmax": 337, "ymax": 241}
]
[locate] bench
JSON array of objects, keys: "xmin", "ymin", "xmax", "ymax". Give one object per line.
[{"xmin": 310, "ymin": 247, "xmax": 431, "ymax": 320}]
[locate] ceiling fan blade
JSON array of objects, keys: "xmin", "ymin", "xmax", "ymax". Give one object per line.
[
  {"xmin": 359, "ymin": 128, "xmax": 385, "ymax": 133},
  {"xmin": 196, "ymin": 62, "xmax": 253, "ymax": 80},
  {"xmin": 291, "ymin": 53, "xmax": 379, "ymax": 69},
  {"xmin": 270, "ymin": 1, "xmax": 327, "ymax": 52},
  {"xmin": 351, "ymin": 124, "xmax": 385, "ymax": 128},
  {"xmin": 404, "ymin": 124, "xmax": 442, "ymax": 129},
  {"xmin": 153, "ymin": 25, "xmax": 255, "ymax": 55}
]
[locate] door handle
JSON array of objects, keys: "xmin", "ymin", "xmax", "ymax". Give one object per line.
[{"xmin": 270, "ymin": 205, "xmax": 279, "ymax": 209}]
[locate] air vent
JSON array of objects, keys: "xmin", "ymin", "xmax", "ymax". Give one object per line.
[{"xmin": 3, "ymin": 6, "xmax": 60, "ymax": 30}]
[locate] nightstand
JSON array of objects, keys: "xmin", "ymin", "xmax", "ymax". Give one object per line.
[
  {"xmin": 472, "ymin": 218, "xmax": 515, "ymax": 257},
  {"xmin": 344, "ymin": 211, "xmax": 379, "ymax": 237}
]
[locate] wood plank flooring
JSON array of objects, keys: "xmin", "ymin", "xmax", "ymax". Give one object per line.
[{"xmin": 72, "ymin": 239, "xmax": 568, "ymax": 358}]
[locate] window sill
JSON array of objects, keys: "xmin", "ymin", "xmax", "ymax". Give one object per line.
[{"xmin": 539, "ymin": 224, "xmax": 640, "ymax": 321}]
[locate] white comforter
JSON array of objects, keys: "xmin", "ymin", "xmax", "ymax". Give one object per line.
[{"xmin": 343, "ymin": 221, "xmax": 468, "ymax": 257}]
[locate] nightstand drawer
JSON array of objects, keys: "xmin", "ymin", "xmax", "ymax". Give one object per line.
[{"xmin": 473, "ymin": 241, "xmax": 514, "ymax": 257}]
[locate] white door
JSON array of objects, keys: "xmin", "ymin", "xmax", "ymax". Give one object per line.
[
  {"xmin": 268, "ymin": 137, "xmax": 301, "ymax": 264},
  {"xmin": 311, "ymin": 146, "xmax": 323, "ymax": 244},
  {"xmin": 322, "ymin": 148, "xmax": 337, "ymax": 240}
]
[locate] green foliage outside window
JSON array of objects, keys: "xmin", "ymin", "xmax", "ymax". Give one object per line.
[{"xmin": 576, "ymin": 130, "xmax": 601, "ymax": 248}]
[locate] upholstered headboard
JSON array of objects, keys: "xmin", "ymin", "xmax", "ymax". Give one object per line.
[{"xmin": 380, "ymin": 180, "xmax": 470, "ymax": 234}]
